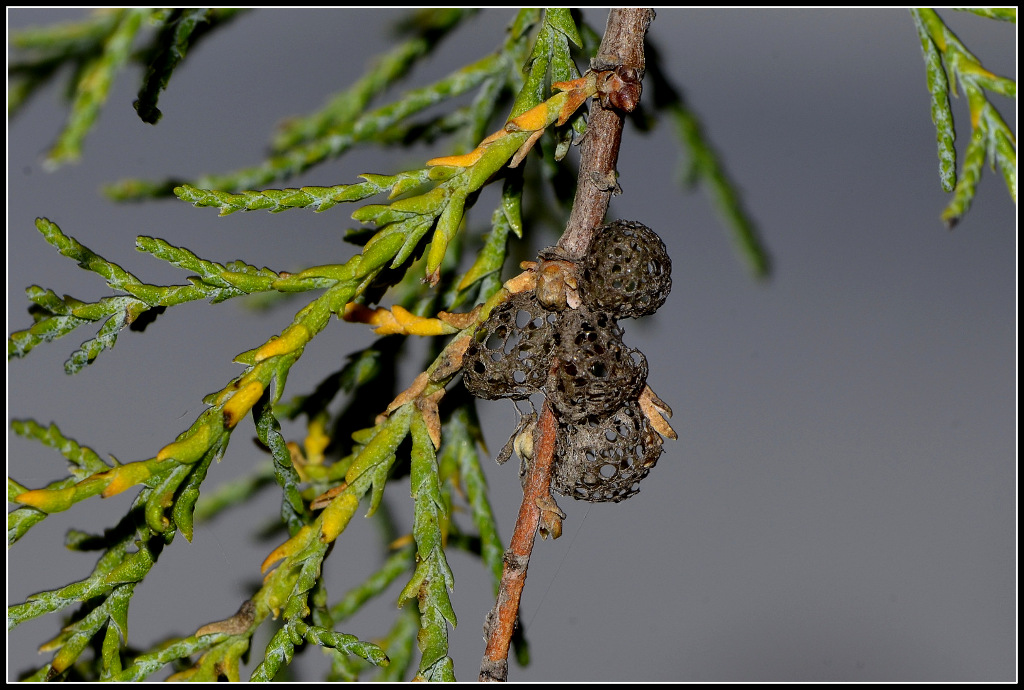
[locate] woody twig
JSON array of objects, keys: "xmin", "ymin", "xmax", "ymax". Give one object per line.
[
  {"xmin": 559, "ymin": 7, "xmax": 654, "ymax": 259},
  {"xmin": 479, "ymin": 401, "xmax": 558, "ymax": 682},
  {"xmin": 477, "ymin": 8, "xmax": 655, "ymax": 682}
]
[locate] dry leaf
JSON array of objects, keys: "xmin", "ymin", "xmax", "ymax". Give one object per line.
[
  {"xmin": 430, "ymin": 331, "xmax": 472, "ymax": 383},
  {"xmin": 195, "ymin": 600, "xmax": 256, "ymax": 637},
  {"xmin": 417, "ymin": 388, "xmax": 446, "ymax": 449},
  {"xmin": 640, "ymin": 385, "xmax": 677, "ymax": 440},
  {"xmin": 384, "ymin": 371, "xmax": 430, "ymax": 417}
]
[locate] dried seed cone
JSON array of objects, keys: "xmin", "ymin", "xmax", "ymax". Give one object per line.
[
  {"xmin": 552, "ymin": 400, "xmax": 663, "ymax": 503},
  {"xmin": 579, "ymin": 220, "xmax": 671, "ymax": 319},
  {"xmin": 462, "ymin": 292, "xmax": 559, "ymax": 400},
  {"xmin": 545, "ymin": 307, "xmax": 647, "ymax": 424}
]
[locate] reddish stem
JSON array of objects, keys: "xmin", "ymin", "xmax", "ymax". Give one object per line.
[
  {"xmin": 479, "ymin": 401, "xmax": 558, "ymax": 682},
  {"xmin": 559, "ymin": 8, "xmax": 655, "ymax": 259}
]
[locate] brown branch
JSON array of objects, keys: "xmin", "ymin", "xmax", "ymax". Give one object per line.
[
  {"xmin": 479, "ymin": 401, "xmax": 558, "ymax": 682},
  {"xmin": 478, "ymin": 8, "xmax": 655, "ymax": 682},
  {"xmin": 559, "ymin": 7, "xmax": 655, "ymax": 259}
]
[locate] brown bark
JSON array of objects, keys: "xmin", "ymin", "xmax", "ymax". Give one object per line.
[
  {"xmin": 479, "ymin": 402, "xmax": 558, "ymax": 682},
  {"xmin": 559, "ymin": 7, "xmax": 655, "ymax": 259}
]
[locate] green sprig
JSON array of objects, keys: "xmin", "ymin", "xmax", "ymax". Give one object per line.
[
  {"xmin": 953, "ymin": 8, "xmax": 1016, "ymax": 23},
  {"xmin": 400, "ymin": 411, "xmax": 458, "ymax": 680},
  {"xmin": 256, "ymin": 398, "xmax": 310, "ymax": 536},
  {"xmin": 9, "ymin": 9, "xmax": 122, "ymax": 52},
  {"xmin": 109, "ymin": 52, "xmax": 508, "ymax": 199},
  {"xmin": 910, "ymin": 8, "xmax": 1017, "ymax": 226},
  {"xmin": 44, "ymin": 9, "xmax": 148, "ymax": 168},
  {"xmin": 671, "ymin": 102, "xmax": 772, "ymax": 278},
  {"xmin": 8, "ymin": 499, "xmax": 166, "ymax": 682},
  {"xmin": 272, "ymin": 9, "xmax": 471, "ymax": 152},
  {"xmin": 113, "ymin": 635, "xmax": 223, "ymax": 681},
  {"xmin": 133, "ymin": 9, "xmax": 213, "ymax": 124},
  {"xmin": 294, "ymin": 620, "xmax": 390, "ymax": 667},
  {"xmin": 10, "ymin": 419, "xmax": 112, "ymax": 477},
  {"xmin": 9, "ymin": 220, "xmax": 260, "ymax": 371},
  {"xmin": 913, "ymin": 11, "xmax": 958, "ymax": 192},
  {"xmin": 8, "ymin": 10, "xmax": 123, "ymax": 117},
  {"xmin": 174, "ymin": 167, "xmax": 450, "ymax": 215},
  {"xmin": 9, "ymin": 216, "xmax": 369, "ymax": 372},
  {"xmin": 10, "ymin": 9, "xmax": 244, "ymax": 153}
]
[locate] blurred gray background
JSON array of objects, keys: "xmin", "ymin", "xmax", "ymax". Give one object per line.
[{"xmin": 7, "ymin": 9, "xmax": 1015, "ymax": 681}]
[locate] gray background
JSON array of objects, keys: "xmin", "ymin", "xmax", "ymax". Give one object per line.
[{"xmin": 7, "ymin": 9, "xmax": 1015, "ymax": 681}]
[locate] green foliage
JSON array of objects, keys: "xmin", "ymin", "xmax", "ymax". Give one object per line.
[
  {"xmin": 8, "ymin": 496, "xmax": 167, "ymax": 680},
  {"xmin": 9, "ymin": 10, "xmax": 593, "ymax": 677},
  {"xmin": 133, "ymin": 9, "xmax": 242, "ymax": 125},
  {"xmin": 7, "ymin": 8, "xmax": 1014, "ymax": 681},
  {"xmin": 8, "ymin": 420, "xmax": 112, "ymax": 545},
  {"xmin": 910, "ymin": 9, "xmax": 1016, "ymax": 226},
  {"xmin": 400, "ymin": 412, "xmax": 458, "ymax": 680},
  {"xmin": 955, "ymin": 7, "xmax": 1016, "ymax": 23},
  {"xmin": 8, "ymin": 8, "xmax": 244, "ymax": 166},
  {"xmin": 106, "ymin": 48, "xmax": 511, "ymax": 199},
  {"xmin": 270, "ymin": 8, "xmax": 473, "ymax": 153}
]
